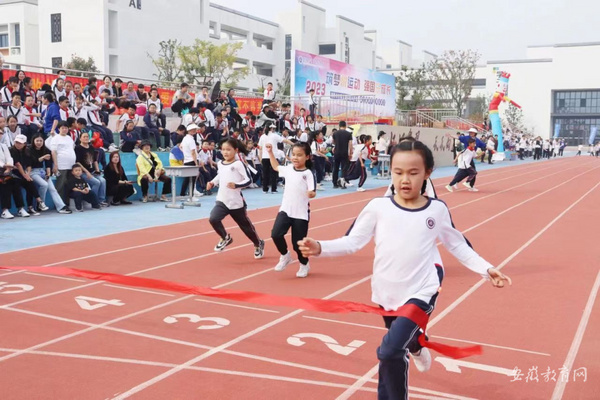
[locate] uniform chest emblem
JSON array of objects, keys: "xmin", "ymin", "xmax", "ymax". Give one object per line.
[{"xmin": 426, "ymin": 217, "xmax": 436, "ymax": 229}]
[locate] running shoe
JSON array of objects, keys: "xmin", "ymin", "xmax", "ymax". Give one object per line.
[
  {"xmin": 254, "ymin": 239, "xmax": 265, "ymax": 259},
  {"xmin": 215, "ymin": 234, "xmax": 233, "ymax": 252},
  {"xmin": 274, "ymin": 252, "xmax": 292, "ymax": 271},
  {"xmin": 296, "ymin": 263, "xmax": 310, "ymax": 278}
]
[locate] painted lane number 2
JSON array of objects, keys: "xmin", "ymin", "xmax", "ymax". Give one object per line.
[
  {"xmin": 287, "ymin": 333, "xmax": 366, "ymax": 356},
  {"xmin": 163, "ymin": 313, "xmax": 230, "ymax": 330},
  {"xmin": 0, "ymin": 282, "xmax": 34, "ymax": 294}
]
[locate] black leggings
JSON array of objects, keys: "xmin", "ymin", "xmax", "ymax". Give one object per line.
[
  {"xmin": 0, "ymin": 179, "xmax": 24, "ymax": 209},
  {"xmin": 449, "ymin": 167, "xmax": 477, "ymax": 188},
  {"xmin": 209, "ymin": 201, "xmax": 260, "ymax": 246},
  {"xmin": 261, "ymin": 159, "xmax": 278, "ymax": 192},
  {"xmin": 344, "ymin": 161, "xmax": 367, "ymax": 187},
  {"xmin": 140, "ymin": 172, "xmax": 172, "ymax": 196},
  {"xmin": 271, "ymin": 211, "xmax": 309, "ymax": 265}
]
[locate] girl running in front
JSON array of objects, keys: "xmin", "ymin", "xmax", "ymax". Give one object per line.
[
  {"xmin": 298, "ymin": 140, "xmax": 511, "ymax": 400},
  {"xmin": 266, "ymin": 141, "xmax": 316, "ymax": 278},
  {"xmin": 344, "ymin": 134, "xmax": 372, "ymax": 192},
  {"xmin": 206, "ymin": 138, "xmax": 265, "ymax": 259}
]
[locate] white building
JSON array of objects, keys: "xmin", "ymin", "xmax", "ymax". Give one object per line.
[
  {"xmin": 0, "ymin": 0, "xmax": 428, "ymax": 93},
  {"xmin": 0, "ymin": 0, "xmax": 39, "ymax": 67},
  {"xmin": 473, "ymin": 42, "xmax": 600, "ymax": 144}
]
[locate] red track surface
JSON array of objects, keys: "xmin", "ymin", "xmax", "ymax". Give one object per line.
[{"xmin": 1, "ymin": 157, "xmax": 599, "ymax": 400}]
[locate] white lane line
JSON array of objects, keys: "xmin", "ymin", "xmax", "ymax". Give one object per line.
[
  {"xmin": 551, "ymin": 269, "xmax": 600, "ymax": 400},
  {"xmin": 110, "ymin": 275, "xmax": 373, "ymax": 399},
  {"xmin": 23, "ymin": 272, "xmax": 86, "ymax": 282},
  {"xmin": 193, "ymin": 298, "xmax": 280, "ymax": 313},
  {"xmin": 334, "ymin": 175, "xmax": 600, "ymax": 400}
]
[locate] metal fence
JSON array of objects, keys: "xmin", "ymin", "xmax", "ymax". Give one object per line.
[{"xmin": 396, "ymin": 108, "xmax": 459, "ymax": 128}]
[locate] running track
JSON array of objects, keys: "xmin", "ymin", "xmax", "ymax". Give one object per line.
[{"xmin": 0, "ymin": 156, "xmax": 598, "ymax": 399}]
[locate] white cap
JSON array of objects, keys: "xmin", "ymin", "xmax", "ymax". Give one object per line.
[
  {"xmin": 468, "ymin": 128, "xmax": 478, "ymax": 134},
  {"xmin": 186, "ymin": 123, "xmax": 199, "ymax": 131},
  {"xmin": 14, "ymin": 134, "xmax": 28, "ymax": 144}
]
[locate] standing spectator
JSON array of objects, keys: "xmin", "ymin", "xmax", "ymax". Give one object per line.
[
  {"xmin": 28, "ymin": 134, "xmax": 71, "ymax": 213},
  {"xmin": 180, "ymin": 124, "xmax": 200, "ymax": 197},
  {"xmin": 104, "ymin": 151, "xmax": 134, "ymax": 205},
  {"xmin": 75, "ymin": 131, "xmax": 108, "ymax": 206},
  {"xmin": 51, "ymin": 121, "xmax": 76, "ymax": 204},
  {"xmin": 258, "ymin": 124, "xmax": 294, "ymax": 194},
  {"xmin": 332, "ymin": 121, "xmax": 353, "ymax": 188},
  {"xmin": 135, "ymin": 140, "xmax": 172, "ymax": 202},
  {"xmin": 227, "ymin": 89, "xmax": 243, "ymax": 129}
]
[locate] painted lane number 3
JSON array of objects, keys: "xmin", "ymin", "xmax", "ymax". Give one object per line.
[
  {"xmin": 287, "ymin": 333, "xmax": 366, "ymax": 356},
  {"xmin": 163, "ymin": 313, "xmax": 230, "ymax": 330}
]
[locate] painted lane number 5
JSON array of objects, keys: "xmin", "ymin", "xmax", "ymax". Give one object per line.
[
  {"xmin": 287, "ymin": 333, "xmax": 366, "ymax": 356},
  {"xmin": 163, "ymin": 313, "xmax": 230, "ymax": 330},
  {"xmin": 0, "ymin": 282, "xmax": 34, "ymax": 294}
]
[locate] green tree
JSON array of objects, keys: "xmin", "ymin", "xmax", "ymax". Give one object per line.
[
  {"xmin": 275, "ymin": 67, "xmax": 291, "ymax": 96},
  {"xmin": 177, "ymin": 40, "xmax": 248, "ymax": 87},
  {"xmin": 425, "ymin": 50, "xmax": 480, "ymax": 115},
  {"xmin": 503, "ymin": 103, "xmax": 525, "ymax": 131},
  {"xmin": 64, "ymin": 54, "xmax": 99, "ymax": 77},
  {"xmin": 467, "ymin": 94, "xmax": 489, "ymax": 124},
  {"xmin": 395, "ymin": 65, "xmax": 428, "ymax": 110},
  {"xmin": 147, "ymin": 39, "xmax": 183, "ymax": 84}
]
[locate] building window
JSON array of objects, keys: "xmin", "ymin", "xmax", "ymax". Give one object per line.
[
  {"xmin": 285, "ymin": 34, "xmax": 292, "ymax": 60},
  {"xmin": 51, "ymin": 57, "xmax": 63, "ymax": 73},
  {"xmin": 580, "ymin": 98, "xmax": 587, "ymax": 107},
  {"xmin": 319, "ymin": 44, "xmax": 336, "ymax": 55},
  {"xmin": 0, "ymin": 34, "xmax": 8, "ymax": 48},
  {"xmin": 51, "ymin": 13, "xmax": 62, "ymax": 43},
  {"xmin": 554, "ymin": 90, "xmax": 600, "ymax": 114},
  {"xmin": 108, "ymin": 10, "xmax": 118, "ymax": 49},
  {"xmin": 285, "ymin": 60, "xmax": 291, "ymax": 77},
  {"xmin": 14, "ymin": 24, "xmax": 20, "ymax": 47},
  {"xmin": 386, "ymin": 64, "xmax": 392, "ymax": 69},
  {"xmin": 209, "ymin": 21, "xmax": 218, "ymax": 38}
]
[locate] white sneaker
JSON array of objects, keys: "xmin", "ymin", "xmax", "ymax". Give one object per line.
[
  {"xmin": 357, "ymin": 187, "xmax": 366, "ymax": 192},
  {"xmin": 453, "ymin": 184, "xmax": 458, "ymax": 190},
  {"xmin": 1, "ymin": 210, "xmax": 14, "ymax": 219},
  {"xmin": 346, "ymin": 182, "xmax": 354, "ymax": 187},
  {"xmin": 38, "ymin": 202, "xmax": 49, "ymax": 211},
  {"xmin": 411, "ymin": 348, "xmax": 432, "ymax": 372},
  {"xmin": 445, "ymin": 185, "xmax": 453, "ymax": 192},
  {"xmin": 468, "ymin": 187, "xmax": 479, "ymax": 192},
  {"xmin": 193, "ymin": 189, "xmax": 204, "ymax": 197},
  {"xmin": 463, "ymin": 181, "xmax": 471, "ymax": 189},
  {"xmin": 17, "ymin": 208, "xmax": 30, "ymax": 217},
  {"xmin": 296, "ymin": 263, "xmax": 310, "ymax": 278},
  {"xmin": 316, "ymin": 183, "xmax": 325, "ymax": 191},
  {"xmin": 274, "ymin": 252, "xmax": 293, "ymax": 272}
]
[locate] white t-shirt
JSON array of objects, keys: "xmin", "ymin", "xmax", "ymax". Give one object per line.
[
  {"xmin": 458, "ymin": 148, "xmax": 476, "ymax": 169},
  {"xmin": 198, "ymin": 149, "xmax": 212, "ymax": 165},
  {"xmin": 319, "ymin": 198, "xmax": 491, "ymax": 311},
  {"xmin": 6, "ymin": 106, "xmax": 26, "ymax": 125},
  {"xmin": 211, "ymin": 160, "xmax": 252, "ymax": 210},
  {"xmin": 350, "ymin": 143, "xmax": 369, "ymax": 162},
  {"xmin": 278, "ymin": 165, "xmax": 315, "ymax": 221},
  {"xmin": 258, "ymin": 132, "xmax": 285, "ymax": 159},
  {"xmin": 50, "ymin": 134, "xmax": 76, "ymax": 170},
  {"xmin": 310, "ymin": 141, "xmax": 328, "ymax": 158},
  {"xmin": 181, "ymin": 135, "xmax": 198, "ymax": 164},
  {"xmin": 119, "ymin": 113, "xmax": 139, "ymax": 126}
]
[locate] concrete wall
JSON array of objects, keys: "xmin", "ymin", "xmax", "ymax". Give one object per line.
[
  {"xmin": 0, "ymin": 1, "xmax": 39, "ymax": 66},
  {"xmin": 356, "ymin": 125, "xmax": 455, "ymax": 167}
]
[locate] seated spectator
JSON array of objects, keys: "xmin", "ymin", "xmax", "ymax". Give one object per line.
[
  {"xmin": 170, "ymin": 124, "xmax": 186, "ymax": 151},
  {"xmin": 118, "ymin": 103, "xmax": 148, "ymax": 140},
  {"xmin": 113, "ymin": 78, "xmax": 126, "ymax": 105},
  {"xmin": 10, "ymin": 134, "xmax": 48, "ymax": 215},
  {"xmin": 169, "ymin": 136, "xmax": 184, "ymax": 166},
  {"xmin": 0, "ymin": 137, "xmax": 29, "ymax": 219},
  {"xmin": 53, "ymin": 78, "xmax": 66, "ymax": 100},
  {"xmin": 135, "ymin": 140, "xmax": 172, "ymax": 202},
  {"xmin": 104, "ymin": 151, "xmax": 134, "ymax": 206},
  {"xmin": 83, "ymin": 76, "xmax": 98, "ymax": 96},
  {"xmin": 122, "ymin": 81, "xmax": 141, "ymax": 103},
  {"xmin": 28, "ymin": 134, "xmax": 71, "ymax": 213},
  {"xmin": 197, "ymin": 140, "xmax": 218, "ymax": 194},
  {"xmin": 19, "ymin": 77, "xmax": 37, "ymax": 106},
  {"xmin": 136, "ymin": 84, "xmax": 148, "ymax": 103},
  {"xmin": 58, "ymin": 96, "xmax": 71, "ymax": 121},
  {"xmin": 65, "ymin": 81, "xmax": 75, "ymax": 104},
  {"xmin": 2, "ymin": 115, "xmax": 22, "ymax": 147},
  {"xmin": 77, "ymin": 118, "xmax": 106, "ymax": 169},
  {"xmin": 21, "ymin": 94, "xmax": 43, "ymax": 141},
  {"xmin": 75, "ymin": 131, "xmax": 108, "ymax": 207},
  {"xmin": 67, "ymin": 163, "xmax": 101, "ymax": 212},
  {"xmin": 146, "ymin": 88, "xmax": 166, "ymax": 127},
  {"xmin": 1, "ymin": 76, "xmax": 20, "ymax": 107},
  {"xmin": 171, "ymin": 82, "xmax": 193, "ymax": 115},
  {"xmin": 120, "ymin": 120, "xmax": 141, "ymax": 153},
  {"xmin": 143, "ymin": 103, "xmax": 171, "ymax": 150},
  {"xmin": 182, "ymin": 107, "xmax": 202, "ymax": 128}
]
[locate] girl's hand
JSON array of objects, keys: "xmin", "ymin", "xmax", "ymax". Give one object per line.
[
  {"xmin": 297, "ymin": 238, "xmax": 321, "ymax": 258},
  {"xmin": 226, "ymin": 182, "xmax": 236, "ymax": 189},
  {"xmin": 487, "ymin": 268, "xmax": 512, "ymax": 288},
  {"xmin": 206, "ymin": 182, "xmax": 214, "ymax": 191},
  {"xmin": 307, "ymin": 190, "xmax": 316, "ymax": 199},
  {"xmin": 265, "ymin": 143, "xmax": 273, "ymax": 153}
]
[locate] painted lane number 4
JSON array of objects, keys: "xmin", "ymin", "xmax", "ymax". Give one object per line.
[
  {"xmin": 0, "ymin": 282, "xmax": 34, "ymax": 294},
  {"xmin": 287, "ymin": 333, "xmax": 366, "ymax": 356},
  {"xmin": 74, "ymin": 296, "xmax": 125, "ymax": 311},
  {"xmin": 163, "ymin": 314, "xmax": 230, "ymax": 330}
]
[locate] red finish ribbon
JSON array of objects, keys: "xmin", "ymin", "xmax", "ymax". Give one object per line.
[{"xmin": 1, "ymin": 266, "xmax": 482, "ymax": 359}]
